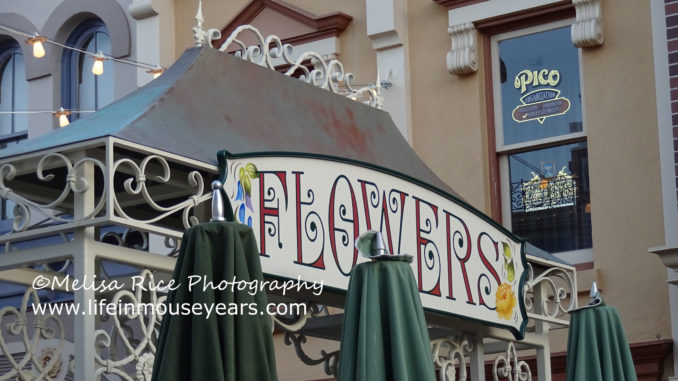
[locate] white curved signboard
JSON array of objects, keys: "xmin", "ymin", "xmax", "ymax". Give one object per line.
[{"xmin": 219, "ymin": 152, "xmax": 528, "ymax": 339}]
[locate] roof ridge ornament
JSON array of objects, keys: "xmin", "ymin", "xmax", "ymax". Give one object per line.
[
  {"xmin": 193, "ymin": 0, "xmax": 221, "ymax": 47},
  {"xmin": 193, "ymin": 16, "xmax": 383, "ymax": 108}
]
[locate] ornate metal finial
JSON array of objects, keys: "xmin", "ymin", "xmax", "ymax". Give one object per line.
[
  {"xmin": 355, "ymin": 230, "xmax": 411, "ymax": 262},
  {"xmin": 192, "ymin": 0, "xmax": 221, "ymax": 48},
  {"xmin": 210, "ymin": 180, "xmax": 225, "ymax": 221},
  {"xmin": 193, "ymin": 0, "xmax": 206, "ymax": 46}
]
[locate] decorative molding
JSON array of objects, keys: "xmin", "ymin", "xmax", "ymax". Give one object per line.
[
  {"xmin": 212, "ymin": 0, "xmax": 352, "ymax": 49},
  {"xmin": 129, "ymin": 0, "xmax": 158, "ymax": 20},
  {"xmin": 446, "ymin": 22, "xmax": 478, "ymax": 74},
  {"xmin": 571, "ymin": 0, "xmax": 603, "ymax": 48},
  {"xmin": 433, "ymin": 0, "xmax": 487, "ymax": 10},
  {"xmin": 651, "ymin": 244, "xmax": 678, "ymax": 271},
  {"xmin": 473, "ymin": 2, "xmax": 575, "ymax": 35}
]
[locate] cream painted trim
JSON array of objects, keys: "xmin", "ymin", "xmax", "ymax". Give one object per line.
[
  {"xmin": 447, "ymin": 0, "xmax": 563, "ymax": 26},
  {"xmin": 446, "ymin": 0, "xmax": 602, "ymax": 75},
  {"xmin": 651, "ymin": 0, "xmax": 678, "ymax": 246}
]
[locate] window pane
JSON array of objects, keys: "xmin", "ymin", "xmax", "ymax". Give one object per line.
[
  {"xmin": 95, "ymin": 33, "xmax": 113, "ymax": 109},
  {"xmin": 0, "ymin": 56, "xmax": 13, "ymax": 136},
  {"xmin": 78, "ymin": 36, "xmax": 96, "ymax": 112},
  {"xmin": 509, "ymin": 142, "xmax": 592, "ymax": 253},
  {"xmin": 499, "ymin": 27, "xmax": 583, "ymax": 146},
  {"xmin": 12, "ymin": 53, "xmax": 27, "ymax": 133}
]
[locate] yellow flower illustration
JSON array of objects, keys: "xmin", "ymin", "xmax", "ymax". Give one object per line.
[{"xmin": 496, "ymin": 283, "xmax": 517, "ymax": 320}]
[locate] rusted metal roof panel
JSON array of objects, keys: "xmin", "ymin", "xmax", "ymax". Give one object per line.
[{"xmin": 1, "ymin": 47, "xmax": 454, "ymax": 194}]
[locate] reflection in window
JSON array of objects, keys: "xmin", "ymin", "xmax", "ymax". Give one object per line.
[
  {"xmin": 61, "ymin": 20, "xmax": 113, "ymax": 120},
  {"xmin": 0, "ymin": 41, "xmax": 28, "ymax": 144},
  {"xmin": 499, "ymin": 27, "xmax": 583, "ymax": 146},
  {"xmin": 509, "ymin": 143, "xmax": 591, "ymax": 253},
  {"xmin": 495, "ymin": 24, "xmax": 592, "ymax": 257}
]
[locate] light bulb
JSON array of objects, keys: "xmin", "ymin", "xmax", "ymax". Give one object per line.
[
  {"xmin": 147, "ymin": 67, "xmax": 165, "ymax": 79},
  {"xmin": 91, "ymin": 52, "xmax": 105, "ymax": 76},
  {"xmin": 59, "ymin": 113, "xmax": 70, "ymax": 127},
  {"xmin": 32, "ymin": 40, "xmax": 45, "ymax": 58},
  {"xmin": 27, "ymin": 35, "xmax": 47, "ymax": 58},
  {"xmin": 54, "ymin": 108, "xmax": 71, "ymax": 127}
]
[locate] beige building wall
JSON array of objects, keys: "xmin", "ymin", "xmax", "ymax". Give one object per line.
[
  {"xmin": 167, "ymin": 0, "xmax": 673, "ymax": 375},
  {"xmin": 581, "ymin": 0, "xmax": 670, "ymax": 342}
]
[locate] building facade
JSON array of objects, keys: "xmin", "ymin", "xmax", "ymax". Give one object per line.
[{"xmin": 0, "ymin": 0, "xmax": 675, "ymax": 380}]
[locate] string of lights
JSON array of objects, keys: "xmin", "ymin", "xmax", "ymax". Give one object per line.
[{"xmin": 0, "ymin": 23, "xmax": 165, "ymax": 126}]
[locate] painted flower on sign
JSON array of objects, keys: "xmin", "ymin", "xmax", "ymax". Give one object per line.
[
  {"xmin": 235, "ymin": 163, "xmax": 258, "ymax": 227},
  {"xmin": 495, "ymin": 282, "xmax": 517, "ymax": 320}
]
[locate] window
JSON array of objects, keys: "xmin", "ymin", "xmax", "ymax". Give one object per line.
[
  {"xmin": 0, "ymin": 41, "xmax": 28, "ymax": 147},
  {"xmin": 0, "ymin": 40, "xmax": 28, "ymax": 223},
  {"xmin": 493, "ymin": 22, "xmax": 592, "ymax": 262},
  {"xmin": 61, "ymin": 20, "xmax": 113, "ymax": 120}
]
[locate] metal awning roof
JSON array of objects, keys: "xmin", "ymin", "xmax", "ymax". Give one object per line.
[{"xmin": 1, "ymin": 46, "xmax": 455, "ymax": 195}]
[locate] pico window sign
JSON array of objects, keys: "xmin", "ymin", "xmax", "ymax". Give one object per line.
[
  {"xmin": 220, "ymin": 152, "xmax": 528, "ymax": 339},
  {"xmin": 512, "ymin": 69, "xmax": 571, "ymax": 124}
]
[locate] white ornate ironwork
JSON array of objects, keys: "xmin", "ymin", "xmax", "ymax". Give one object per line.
[
  {"xmin": 447, "ymin": 23, "xmax": 477, "ymax": 75},
  {"xmin": 0, "ymin": 151, "xmax": 213, "ymax": 247},
  {"xmin": 94, "ymin": 269, "xmax": 165, "ymax": 381},
  {"xmin": 572, "ymin": 0, "xmax": 603, "ymax": 48},
  {"xmin": 191, "ymin": 16, "xmax": 383, "ymax": 109},
  {"xmin": 522, "ymin": 262, "xmax": 576, "ymax": 324},
  {"xmin": 0, "ymin": 153, "xmax": 107, "ymax": 234},
  {"xmin": 431, "ymin": 335, "xmax": 473, "ymax": 381},
  {"xmin": 493, "ymin": 342, "xmax": 531, "ymax": 381},
  {"xmin": 0, "ymin": 287, "xmax": 67, "ymax": 380},
  {"xmin": 112, "ymin": 154, "xmax": 211, "ymax": 229}
]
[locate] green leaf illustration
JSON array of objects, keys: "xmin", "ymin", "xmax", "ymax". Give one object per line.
[
  {"xmin": 245, "ymin": 163, "xmax": 258, "ymax": 179},
  {"xmin": 505, "ymin": 258, "xmax": 515, "ymax": 282},
  {"xmin": 502, "ymin": 242, "xmax": 512, "ymax": 259}
]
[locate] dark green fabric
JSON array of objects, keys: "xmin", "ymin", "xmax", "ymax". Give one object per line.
[
  {"xmin": 566, "ymin": 303, "xmax": 637, "ymax": 381},
  {"xmin": 151, "ymin": 222, "xmax": 277, "ymax": 381},
  {"xmin": 337, "ymin": 259, "xmax": 436, "ymax": 381}
]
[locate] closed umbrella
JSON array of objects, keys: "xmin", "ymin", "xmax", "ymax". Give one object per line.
[
  {"xmin": 337, "ymin": 230, "xmax": 436, "ymax": 381},
  {"xmin": 151, "ymin": 180, "xmax": 277, "ymax": 381},
  {"xmin": 566, "ymin": 282, "xmax": 636, "ymax": 381}
]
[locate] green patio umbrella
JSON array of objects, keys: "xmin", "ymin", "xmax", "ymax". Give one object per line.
[
  {"xmin": 566, "ymin": 282, "xmax": 636, "ymax": 381},
  {"xmin": 151, "ymin": 181, "xmax": 277, "ymax": 381},
  {"xmin": 337, "ymin": 230, "xmax": 436, "ymax": 381}
]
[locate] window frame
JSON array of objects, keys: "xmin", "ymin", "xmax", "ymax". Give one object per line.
[
  {"xmin": 61, "ymin": 19, "xmax": 111, "ymax": 120},
  {"xmin": 490, "ymin": 19, "xmax": 593, "ymax": 264},
  {"xmin": 0, "ymin": 40, "xmax": 28, "ymax": 141},
  {"xmin": 0, "ymin": 40, "xmax": 28, "ymax": 222}
]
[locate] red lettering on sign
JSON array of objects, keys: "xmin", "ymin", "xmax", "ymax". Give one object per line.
[
  {"xmin": 294, "ymin": 172, "xmax": 324, "ymax": 269},
  {"xmin": 329, "ymin": 175, "xmax": 359, "ymax": 276},
  {"xmin": 445, "ymin": 211, "xmax": 475, "ymax": 305},
  {"xmin": 414, "ymin": 197, "xmax": 441, "ymax": 296}
]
